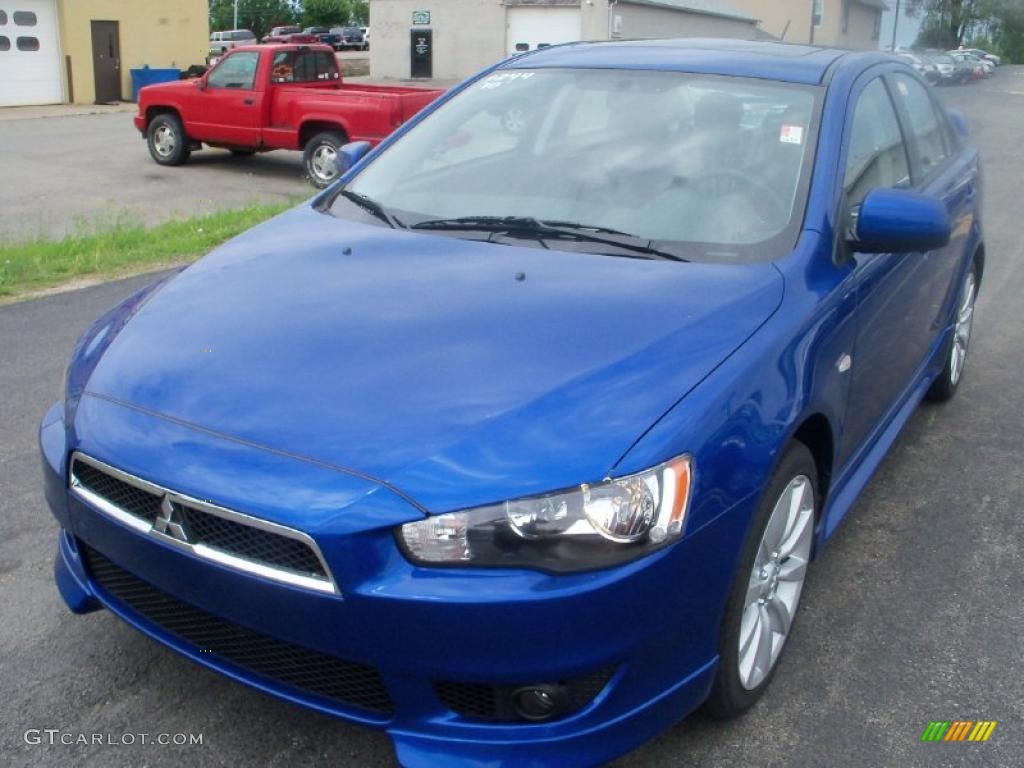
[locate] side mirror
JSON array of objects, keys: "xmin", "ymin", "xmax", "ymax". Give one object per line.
[
  {"xmin": 851, "ymin": 188, "xmax": 951, "ymax": 253},
  {"xmin": 947, "ymin": 108, "xmax": 969, "ymax": 138},
  {"xmin": 334, "ymin": 140, "xmax": 372, "ymax": 176}
]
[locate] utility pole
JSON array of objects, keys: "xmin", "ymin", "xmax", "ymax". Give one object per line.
[
  {"xmin": 891, "ymin": 0, "xmax": 901, "ymax": 51},
  {"xmin": 233, "ymin": 0, "xmax": 239, "ymax": 30}
]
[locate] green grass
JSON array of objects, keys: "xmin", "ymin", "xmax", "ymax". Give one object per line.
[{"xmin": 0, "ymin": 202, "xmax": 296, "ymax": 300}]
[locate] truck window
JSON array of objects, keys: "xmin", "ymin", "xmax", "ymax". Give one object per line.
[
  {"xmin": 270, "ymin": 50, "xmax": 339, "ymax": 83},
  {"xmin": 208, "ymin": 51, "xmax": 260, "ymax": 90}
]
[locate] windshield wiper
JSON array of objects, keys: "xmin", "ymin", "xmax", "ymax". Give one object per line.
[
  {"xmin": 338, "ymin": 189, "xmax": 405, "ymax": 229},
  {"xmin": 410, "ymin": 216, "xmax": 687, "ymax": 262}
]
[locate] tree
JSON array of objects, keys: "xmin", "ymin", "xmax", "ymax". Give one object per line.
[
  {"xmin": 301, "ymin": 0, "xmax": 367, "ymax": 26},
  {"xmin": 209, "ymin": 0, "xmax": 299, "ymax": 38},
  {"xmin": 909, "ymin": 0, "xmax": 1024, "ymax": 62},
  {"xmin": 302, "ymin": 0, "xmax": 346, "ymax": 27},
  {"xmin": 906, "ymin": 0, "xmax": 996, "ymax": 48}
]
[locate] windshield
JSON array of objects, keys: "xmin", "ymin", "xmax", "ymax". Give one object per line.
[{"xmin": 339, "ymin": 68, "xmax": 819, "ymax": 263}]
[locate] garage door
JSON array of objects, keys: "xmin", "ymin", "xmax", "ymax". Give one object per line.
[
  {"xmin": 0, "ymin": 0, "xmax": 63, "ymax": 106},
  {"xmin": 507, "ymin": 7, "xmax": 582, "ymax": 56}
]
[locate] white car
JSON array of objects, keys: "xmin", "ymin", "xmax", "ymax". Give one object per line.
[
  {"xmin": 209, "ymin": 29, "xmax": 258, "ymax": 56},
  {"xmin": 959, "ymin": 47, "xmax": 1001, "ymax": 66}
]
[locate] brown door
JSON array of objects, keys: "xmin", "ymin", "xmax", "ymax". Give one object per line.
[{"xmin": 90, "ymin": 20, "xmax": 121, "ymax": 103}]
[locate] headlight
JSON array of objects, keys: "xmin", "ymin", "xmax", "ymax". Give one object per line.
[{"xmin": 397, "ymin": 455, "xmax": 692, "ymax": 573}]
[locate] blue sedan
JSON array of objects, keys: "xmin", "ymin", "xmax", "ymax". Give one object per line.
[{"xmin": 41, "ymin": 39, "xmax": 983, "ymax": 767}]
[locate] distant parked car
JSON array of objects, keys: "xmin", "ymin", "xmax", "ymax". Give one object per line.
[
  {"xmin": 925, "ymin": 53, "xmax": 971, "ymax": 84},
  {"xmin": 949, "ymin": 51, "xmax": 988, "ymax": 80},
  {"xmin": 209, "ymin": 29, "xmax": 257, "ymax": 56},
  {"xmin": 305, "ymin": 26, "xmax": 342, "ymax": 49},
  {"xmin": 262, "ymin": 26, "xmax": 319, "ymax": 44},
  {"xmin": 959, "ymin": 47, "xmax": 1000, "ymax": 66},
  {"xmin": 951, "ymin": 51, "xmax": 994, "ymax": 77},
  {"xmin": 337, "ymin": 25, "xmax": 368, "ymax": 50},
  {"xmin": 898, "ymin": 53, "xmax": 940, "ymax": 84}
]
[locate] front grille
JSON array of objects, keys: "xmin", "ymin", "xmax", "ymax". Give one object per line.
[
  {"xmin": 74, "ymin": 461, "xmax": 162, "ymax": 523},
  {"xmin": 70, "ymin": 453, "xmax": 333, "ymax": 592},
  {"xmin": 81, "ymin": 543, "xmax": 394, "ymax": 716},
  {"xmin": 435, "ymin": 667, "xmax": 615, "ymax": 722},
  {"xmin": 177, "ymin": 504, "xmax": 324, "ymax": 575}
]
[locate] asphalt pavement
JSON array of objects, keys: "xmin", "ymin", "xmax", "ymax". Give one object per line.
[
  {"xmin": 0, "ymin": 111, "xmax": 311, "ymax": 243},
  {"xmin": 1, "ymin": 72, "xmax": 1022, "ymax": 767}
]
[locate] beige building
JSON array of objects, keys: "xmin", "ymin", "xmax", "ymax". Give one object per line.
[
  {"xmin": 730, "ymin": 0, "xmax": 886, "ymax": 48},
  {"xmin": 369, "ymin": 0, "xmax": 758, "ymax": 81},
  {"xmin": 0, "ymin": 0, "xmax": 208, "ymax": 107}
]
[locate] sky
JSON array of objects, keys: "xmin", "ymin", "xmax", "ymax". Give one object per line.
[{"xmin": 878, "ymin": 1, "xmax": 924, "ymax": 50}]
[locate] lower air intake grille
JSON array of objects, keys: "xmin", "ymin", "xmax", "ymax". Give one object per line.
[
  {"xmin": 434, "ymin": 666, "xmax": 615, "ymax": 722},
  {"xmin": 81, "ymin": 543, "xmax": 393, "ymax": 716}
]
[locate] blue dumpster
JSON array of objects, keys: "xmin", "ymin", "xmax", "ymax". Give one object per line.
[{"xmin": 130, "ymin": 66, "xmax": 182, "ymax": 101}]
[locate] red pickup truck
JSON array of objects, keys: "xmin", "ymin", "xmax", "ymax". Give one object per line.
[{"xmin": 134, "ymin": 44, "xmax": 443, "ymax": 187}]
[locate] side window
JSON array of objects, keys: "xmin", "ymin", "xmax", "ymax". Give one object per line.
[
  {"xmin": 207, "ymin": 51, "xmax": 259, "ymax": 89},
  {"xmin": 270, "ymin": 51, "xmax": 339, "ymax": 83},
  {"xmin": 844, "ymin": 77, "xmax": 910, "ymax": 209},
  {"xmin": 891, "ymin": 73, "xmax": 949, "ymax": 178}
]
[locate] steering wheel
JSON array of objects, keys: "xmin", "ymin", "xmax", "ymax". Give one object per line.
[{"xmin": 687, "ymin": 171, "xmax": 789, "ymax": 227}]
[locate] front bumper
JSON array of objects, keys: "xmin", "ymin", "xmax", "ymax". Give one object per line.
[{"xmin": 41, "ymin": 398, "xmax": 745, "ymax": 767}]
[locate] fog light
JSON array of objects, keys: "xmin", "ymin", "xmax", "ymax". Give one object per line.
[{"xmin": 511, "ymin": 684, "xmax": 568, "ymax": 721}]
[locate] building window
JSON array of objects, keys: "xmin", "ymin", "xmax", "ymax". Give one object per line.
[
  {"xmin": 13, "ymin": 10, "xmax": 37, "ymax": 26},
  {"xmin": 0, "ymin": 36, "xmax": 9, "ymax": 51},
  {"xmin": 0, "ymin": 11, "xmax": 7, "ymax": 25},
  {"xmin": 16, "ymin": 36, "xmax": 39, "ymax": 51}
]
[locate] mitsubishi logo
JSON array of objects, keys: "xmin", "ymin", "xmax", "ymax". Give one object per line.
[{"xmin": 153, "ymin": 495, "xmax": 190, "ymax": 543}]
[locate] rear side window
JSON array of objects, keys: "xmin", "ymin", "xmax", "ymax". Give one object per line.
[
  {"xmin": 270, "ymin": 50, "xmax": 339, "ymax": 83},
  {"xmin": 207, "ymin": 51, "xmax": 259, "ymax": 89},
  {"xmin": 844, "ymin": 77, "xmax": 910, "ymax": 209},
  {"xmin": 891, "ymin": 73, "xmax": 950, "ymax": 178}
]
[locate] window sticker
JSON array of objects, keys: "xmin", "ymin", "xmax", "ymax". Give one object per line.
[
  {"xmin": 480, "ymin": 71, "xmax": 535, "ymax": 90},
  {"xmin": 780, "ymin": 124, "xmax": 804, "ymax": 145}
]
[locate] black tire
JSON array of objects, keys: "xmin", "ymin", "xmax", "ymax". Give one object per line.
[
  {"xmin": 146, "ymin": 113, "xmax": 191, "ymax": 166},
  {"xmin": 926, "ymin": 262, "xmax": 978, "ymax": 403},
  {"xmin": 302, "ymin": 130, "xmax": 347, "ymax": 188},
  {"xmin": 230, "ymin": 149, "xmax": 256, "ymax": 157},
  {"xmin": 705, "ymin": 441, "xmax": 818, "ymax": 719}
]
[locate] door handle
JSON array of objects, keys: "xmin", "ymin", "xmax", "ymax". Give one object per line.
[{"xmin": 242, "ymin": 98, "xmax": 255, "ymax": 105}]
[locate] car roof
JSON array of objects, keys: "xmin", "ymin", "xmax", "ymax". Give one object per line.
[{"xmin": 501, "ymin": 38, "xmax": 894, "ymax": 86}]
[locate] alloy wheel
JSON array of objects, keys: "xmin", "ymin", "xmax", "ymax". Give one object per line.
[
  {"xmin": 738, "ymin": 475, "xmax": 814, "ymax": 690},
  {"xmin": 950, "ymin": 269, "xmax": 976, "ymax": 386}
]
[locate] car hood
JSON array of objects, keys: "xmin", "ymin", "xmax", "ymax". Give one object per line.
[
  {"xmin": 81, "ymin": 205, "xmax": 784, "ymax": 513},
  {"xmin": 138, "ymin": 79, "xmax": 194, "ymax": 100}
]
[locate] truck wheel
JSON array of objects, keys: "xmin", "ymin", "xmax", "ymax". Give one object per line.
[
  {"xmin": 303, "ymin": 131, "xmax": 346, "ymax": 188},
  {"xmin": 147, "ymin": 113, "xmax": 191, "ymax": 166}
]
